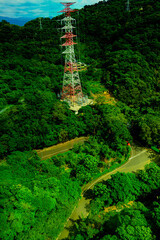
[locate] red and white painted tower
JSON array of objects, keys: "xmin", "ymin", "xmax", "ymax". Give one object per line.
[{"xmin": 59, "ymin": 2, "xmax": 83, "ymax": 106}]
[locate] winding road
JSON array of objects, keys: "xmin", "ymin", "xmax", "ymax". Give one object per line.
[
  {"xmin": 36, "ymin": 138, "xmax": 152, "ymax": 240},
  {"xmin": 57, "ymin": 144, "xmax": 152, "ymax": 240}
]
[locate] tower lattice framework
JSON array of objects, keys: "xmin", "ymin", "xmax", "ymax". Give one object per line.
[{"xmin": 59, "ymin": 2, "xmax": 83, "ymax": 105}]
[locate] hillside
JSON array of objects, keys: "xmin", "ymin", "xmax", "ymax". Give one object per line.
[
  {"xmin": 0, "ymin": 16, "xmax": 33, "ymax": 26},
  {"xmin": 0, "ymin": 0, "xmax": 160, "ymax": 239},
  {"xmin": 76, "ymin": 0, "xmax": 160, "ymax": 144},
  {"xmin": 0, "ymin": 0, "xmax": 160, "ymax": 158}
]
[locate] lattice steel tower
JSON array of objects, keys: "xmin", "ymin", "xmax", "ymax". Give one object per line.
[{"xmin": 59, "ymin": 2, "xmax": 83, "ymax": 106}]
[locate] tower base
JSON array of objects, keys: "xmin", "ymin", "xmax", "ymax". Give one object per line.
[{"xmin": 61, "ymin": 96, "xmax": 93, "ymax": 114}]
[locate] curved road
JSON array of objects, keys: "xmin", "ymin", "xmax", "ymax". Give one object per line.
[
  {"xmin": 36, "ymin": 137, "xmax": 89, "ymax": 160},
  {"xmin": 57, "ymin": 144, "xmax": 152, "ymax": 240}
]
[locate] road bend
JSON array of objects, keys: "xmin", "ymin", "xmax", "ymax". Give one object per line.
[{"xmin": 57, "ymin": 144, "xmax": 152, "ymax": 240}]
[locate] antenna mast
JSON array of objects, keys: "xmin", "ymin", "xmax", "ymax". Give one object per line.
[{"xmin": 59, "ymin": 2, "xmax": 83, "ymax": 107}]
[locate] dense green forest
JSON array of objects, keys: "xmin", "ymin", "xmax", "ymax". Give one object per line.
[
  {"xmin": 0, "ymin": 151, "xmax": 81, "ymax": 239},
  {"xmin": 0, "ymin": 0, "xmax": 160, "ymax": 239},
  {"xmin": 0, "ymin": 0, "xmax": 160, "ymax": 157},
  {"xmin": 69, "ymin": 163, "xmax": 160, "ymax": 240}
]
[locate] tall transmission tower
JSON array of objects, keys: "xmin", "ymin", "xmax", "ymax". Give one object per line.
[
  {"xmin": 39, "ymin": 17, "xmax": 43, "ymax": 30},
  {"xmin": 126, "ymin": 0, "xmax": 130, "ymax": 11},
  {"xmin": 59, "ymin": 2, "xmax": 83, "ymax": 106}
]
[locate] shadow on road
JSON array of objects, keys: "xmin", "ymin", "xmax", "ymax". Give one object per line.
[
  {"xmin": 83, "ymin": 189, "xmax": 94, "ymax": 199},
  {"xmin": 151, "ymin": 154, "xmax": 160, "ymax": 166},
  {"xmin": 146, "ymin": 149, "xmax": 160, "ymax": 165},
  {"xmin": 132, "ymin": 144, "xmax": 144, "ymax": 154},
  {"xmin": 64, "ymin": 217, "xmax": 83, "ymax": 240}
]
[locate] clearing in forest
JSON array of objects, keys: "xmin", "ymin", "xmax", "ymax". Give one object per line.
[
  {"xmin": 91, "ymin": 91, "xmax": 117, "ymax": 105},
  {"xmin": 104, "ymin": 201, "xmax": 134, "ymax": 213}
]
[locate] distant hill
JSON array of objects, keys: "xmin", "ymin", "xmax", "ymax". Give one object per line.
[{"xmin": 0, "ymin": 16, "xmax": 33, "ymax": 26}]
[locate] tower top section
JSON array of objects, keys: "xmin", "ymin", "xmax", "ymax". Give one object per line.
[
  {"xmin": 60, "ymin": 2, "xmax": 76, "ymax": 7},
  {"xmin": 59, "ymin": 2, "xmax": 76, "ymax": 16}
]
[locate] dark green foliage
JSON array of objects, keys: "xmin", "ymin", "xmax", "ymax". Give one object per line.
[
  {"xmin": 51, "ymin": 137, "xmax": 129, "ymax": 186},
  {"xmin": 0, "ymin": 0, "xmax": 160, "ymax": 155},
  {"xmin": 136, "ymin": 114, "xmax": 160, "ymax": 146},
  {"xmin": 70, "ymin": 205, "xmax": 155, "ymax": 240},
  {"xmin": 93, "ymin": 172, "xmax": 141, "ymax": 207},
  {"xmin": 137, "ymin": 163, "xmax": 160, "ymax": 192},
  {"xmin": 0, "ymin": 73, "xmax": 131, "ymax": 157},
  {"xmin": 76, "ymin": 0, "xmax": 160, "ymax": 146},
  {"xmin": 115, "ymin": 209, "xmax": 154, "ymax": 240},
  {"xmin": 152, "ymin": 201, "xmax": 160, "ymax": 230},
  {"xmin": 78, "ymin": 104, "xmax": 132, "ymax": 153},
  {"xmin": 70, "ymin": 164, "xmax": 160, "ymax": 240},
  {"xmin": 91, "ymin": 172, "xmax": 140, "ymax": 213},
  {"xmin": 91, "ymin": 163, "xmax": 160, "ymax": 210},
  {"xmin": 0, "ymin": 0, "xmax": 160, "ymax": 238},
  {"xmin": 0, "ymin": 151, "xmax": 81, "ymax": 240}
]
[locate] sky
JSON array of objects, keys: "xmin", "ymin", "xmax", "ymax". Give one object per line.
[{"xmin": 0, "ymin": 0, "xmax": 101, "ymax": 19}]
